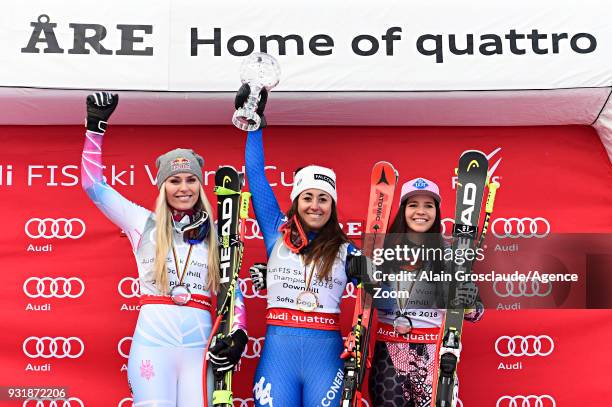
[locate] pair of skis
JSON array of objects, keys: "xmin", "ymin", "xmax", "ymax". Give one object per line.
[
  {"xmin": 435, "ymin": 151, "xmax": 499, "ymax": 407},
  {"xmin": 340, "ymin": 161, "xmax": 399, "ymax": 407},
  {"xmin": 341, "ymin": 152, "xmax": 500, "ymax": 407},
  {"xmin": 203, "ymin": 167, "xmax": 250, "ymax": 407}
]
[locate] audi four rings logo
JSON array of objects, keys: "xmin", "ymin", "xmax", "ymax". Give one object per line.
[
  {"xmin": 23, "ymin": 337, "xmax": 84, "ymax": 359},
  {"xmin": 118, "ymin": 277, "xmax": 140, "ymax": 298},
  {"xmin": 342, "ymin": 282, "xmax": 357, "ymax": 299},
  {"xmin": 491, "ymin": 217, "xmax": 550, "ymax": 238},
  {"xmin": 495, "ymin": 335, "xmax": 554, "ymax": 357},
  {"xmin": 242, "ymin": 336, "xmax": 264, "ymax": 359},
  {"xmin": 24, "ymin": 218, "xmax": 86, "ymax": 239},
  {"xmin": 117, "ymin": 398, "xmax": 133, "ymax": 407},
  {"xmin": 23, "ymin": 277, "xmax": 85, "ymax": 299},
  {"xmin": 441, "ymin": 217, "xmax": 551, "ymax": 239},
  {"xmin": 243, "ymin": 218, "xmax": 263, "ymax": 240},
  {"xmin": 239, "ymin": 278, "xmax": 266, "ymax": 299},
  {"xmin": 23, "ymin": 397, "xmax": 84, "ymax": 407},
  {"xmin": 441, "ymin": 218, "xmax": 454, "ymax": 237},
  {"xmin": 493, "ymin": 280, "xmax": 553, "ymax": 298},
  {"xmin": 117, "ymin": 337, "xmax": 132, "ymax": 359},
  {"xmin": 497, "ymin": 395, "xmax": 556, "ymax": 407}
]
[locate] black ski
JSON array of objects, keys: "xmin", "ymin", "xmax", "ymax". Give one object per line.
[
  {"xmin": 209, "ymin": 166, "xmax": 246, "ymax": 407},
  {"xmin": 435, "ymin": 151, "xmax": 489, "ymax": 407}
]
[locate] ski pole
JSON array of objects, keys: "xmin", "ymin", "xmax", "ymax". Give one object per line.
[
  {"xmin": 477, "ymin": 181, "xmax": 500, "ymax": 250},
  {"xmin": 239, "ymin": 192, "xmax": 251, "ymax": 241}
]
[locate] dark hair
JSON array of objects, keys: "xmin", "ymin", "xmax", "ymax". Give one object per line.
[
  {"xmin": 286, "ymin": 198, "xmax": 351, "ymax": 280},
  {"xmin": 386, "ymin": 197, "xmax": 444, "ymax": 272},
  {"xmin": 386, "ymin": 197, "xmax": 447, "ymax": 306},
  {"xmin": 388, "ymin": 198, "xmax": 441, "ymax": 235}
]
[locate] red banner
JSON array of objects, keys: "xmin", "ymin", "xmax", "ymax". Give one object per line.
[{"xmin": 2, "ymin": 124, "xmax": 611, "ymax": 406}]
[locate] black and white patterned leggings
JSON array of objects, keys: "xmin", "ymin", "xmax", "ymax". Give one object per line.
[{"xmin": 369, "ymin": 341, "xmax": 458, "ymax": 407}]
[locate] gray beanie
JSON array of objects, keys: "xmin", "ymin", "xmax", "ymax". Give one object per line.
[{"xmin": 155, "ymin": 148, "xmax": 204, "ymax": 188}]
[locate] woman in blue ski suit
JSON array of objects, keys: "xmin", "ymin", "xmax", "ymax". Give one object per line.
[{"xmin": 236, "ymin": 85, "xmax": 362, "ymax": 407}]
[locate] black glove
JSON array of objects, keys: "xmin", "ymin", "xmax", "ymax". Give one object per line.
[
  {"xmin": 249, "ymin": 263, "xmax": 267, "ymax": 291},
  {"xmin": 235, "ymin": 83, "xmax": 268, "ymax": 128},
  {"xmin": 347, "ymin": 254, "xmax": 375, "ymax": 285},
  {"xmin": 207, "ymin": 329, "xmax": 248, "ymax": 373},
  {"xmin": 347, "ymin": 253, "xmax": 396, "ymax": 310},
  {"xmin": 456, "ymin": 281, "xmax": 479, "ymax": 308},
  {"xmin": 86, "ymin": 91, "xmax": 118, "ymax": 133}
]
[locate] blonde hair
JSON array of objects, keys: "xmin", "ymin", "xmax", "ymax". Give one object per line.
[{"xmin": 153, "ymin": 184, "xmax": 220, "ymax": 294}]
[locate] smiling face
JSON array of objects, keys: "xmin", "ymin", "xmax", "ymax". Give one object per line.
[
  {"xmin": 296, "ymin": 189, "xmax": 333, "ymax": 232},
  {"xmin": 164, "ymin": 173, "xmax": 201, "ymax": 211},
  {"xmin": 404, "ymin": 194, "xmax": 437, "ymax": 233}
]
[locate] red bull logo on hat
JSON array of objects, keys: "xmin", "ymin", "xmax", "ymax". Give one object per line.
[{"xmin": 170, "ymin": 157, "xmax": 191, "ymax": 171}]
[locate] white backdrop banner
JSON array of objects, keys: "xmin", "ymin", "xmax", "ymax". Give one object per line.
[{"xmin": 2, "ymin": 0, "xmax": 611, "ymax": 91}]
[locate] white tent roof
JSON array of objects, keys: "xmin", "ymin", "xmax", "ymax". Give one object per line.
[{"xmin": 2, "ymin": 0, "xmax": 611, "ymax": 160}]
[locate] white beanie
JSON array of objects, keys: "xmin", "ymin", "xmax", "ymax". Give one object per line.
[{"xmin": 290, "ymin": 165, "xmax": 337, "ymax": 202}]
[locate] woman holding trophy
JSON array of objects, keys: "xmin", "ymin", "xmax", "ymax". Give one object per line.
[
  {"xmin": 234, "ymin": 54, "xmax": 363, "ymax": 407},
  {"xmin": 81, "ymin": 92, "xmax": 248, "ymax": 406}
]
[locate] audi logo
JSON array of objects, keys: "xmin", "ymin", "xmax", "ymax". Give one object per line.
[
  {"xmin": 491, "ymin": 217, "xmax": 550, "ymax": 239},
  {"xmin": 23, "ymin": 277, "xmax": 85, "ymax": 299},
  {"xmin": 117, "ymin": 397, "xmax": 133, "ymax": 407},
  {"xmin": 242, "ymin": 336, "xmax": 264, "ymax": 359},
  {"xmin": 23, "ymin": 337, "xmax": 84, "ymax": 359},
  {"xmin": 117, "ymin": 337, "xmax": 132, "ymax": 359},
  {"xmin": 243, "ymin": 218, "xmax": 263, "ymax": 240},
  {"xmin": 24, "ymin": 218, "xmax": 86, "ymax": 239},
  {"xmin": 493, "ymin": 280, "xmax": 552, "ymax": 298},
  {"xmin": 118, "ymin": 277, "xmax": 140, "ymax": 298},
  {"xmin": 23, "ymin": 398, "xmax": 84, "ymax": 407},
  {"xmin": 496, "ymin": 395, "xmax": 556, "ymax": 407},
  {"xmin": 441, "ymin": 217, "xmax": 454, "ymax": 237},
  {"xmin": 495, "ymin": 335, "xmax": 554, "ymax": 357},
  {"xmin": 239, "ymin": 278, "xmax": 266, "ymax": 299},
  {"xmin": 342, "ymin": 282, "xmax": 357, "ymax": 299}
]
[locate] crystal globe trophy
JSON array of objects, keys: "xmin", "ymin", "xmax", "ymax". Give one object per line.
[{"xmin": 232, "ymin": 52, "xmax": 281, "ymax": 131}]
